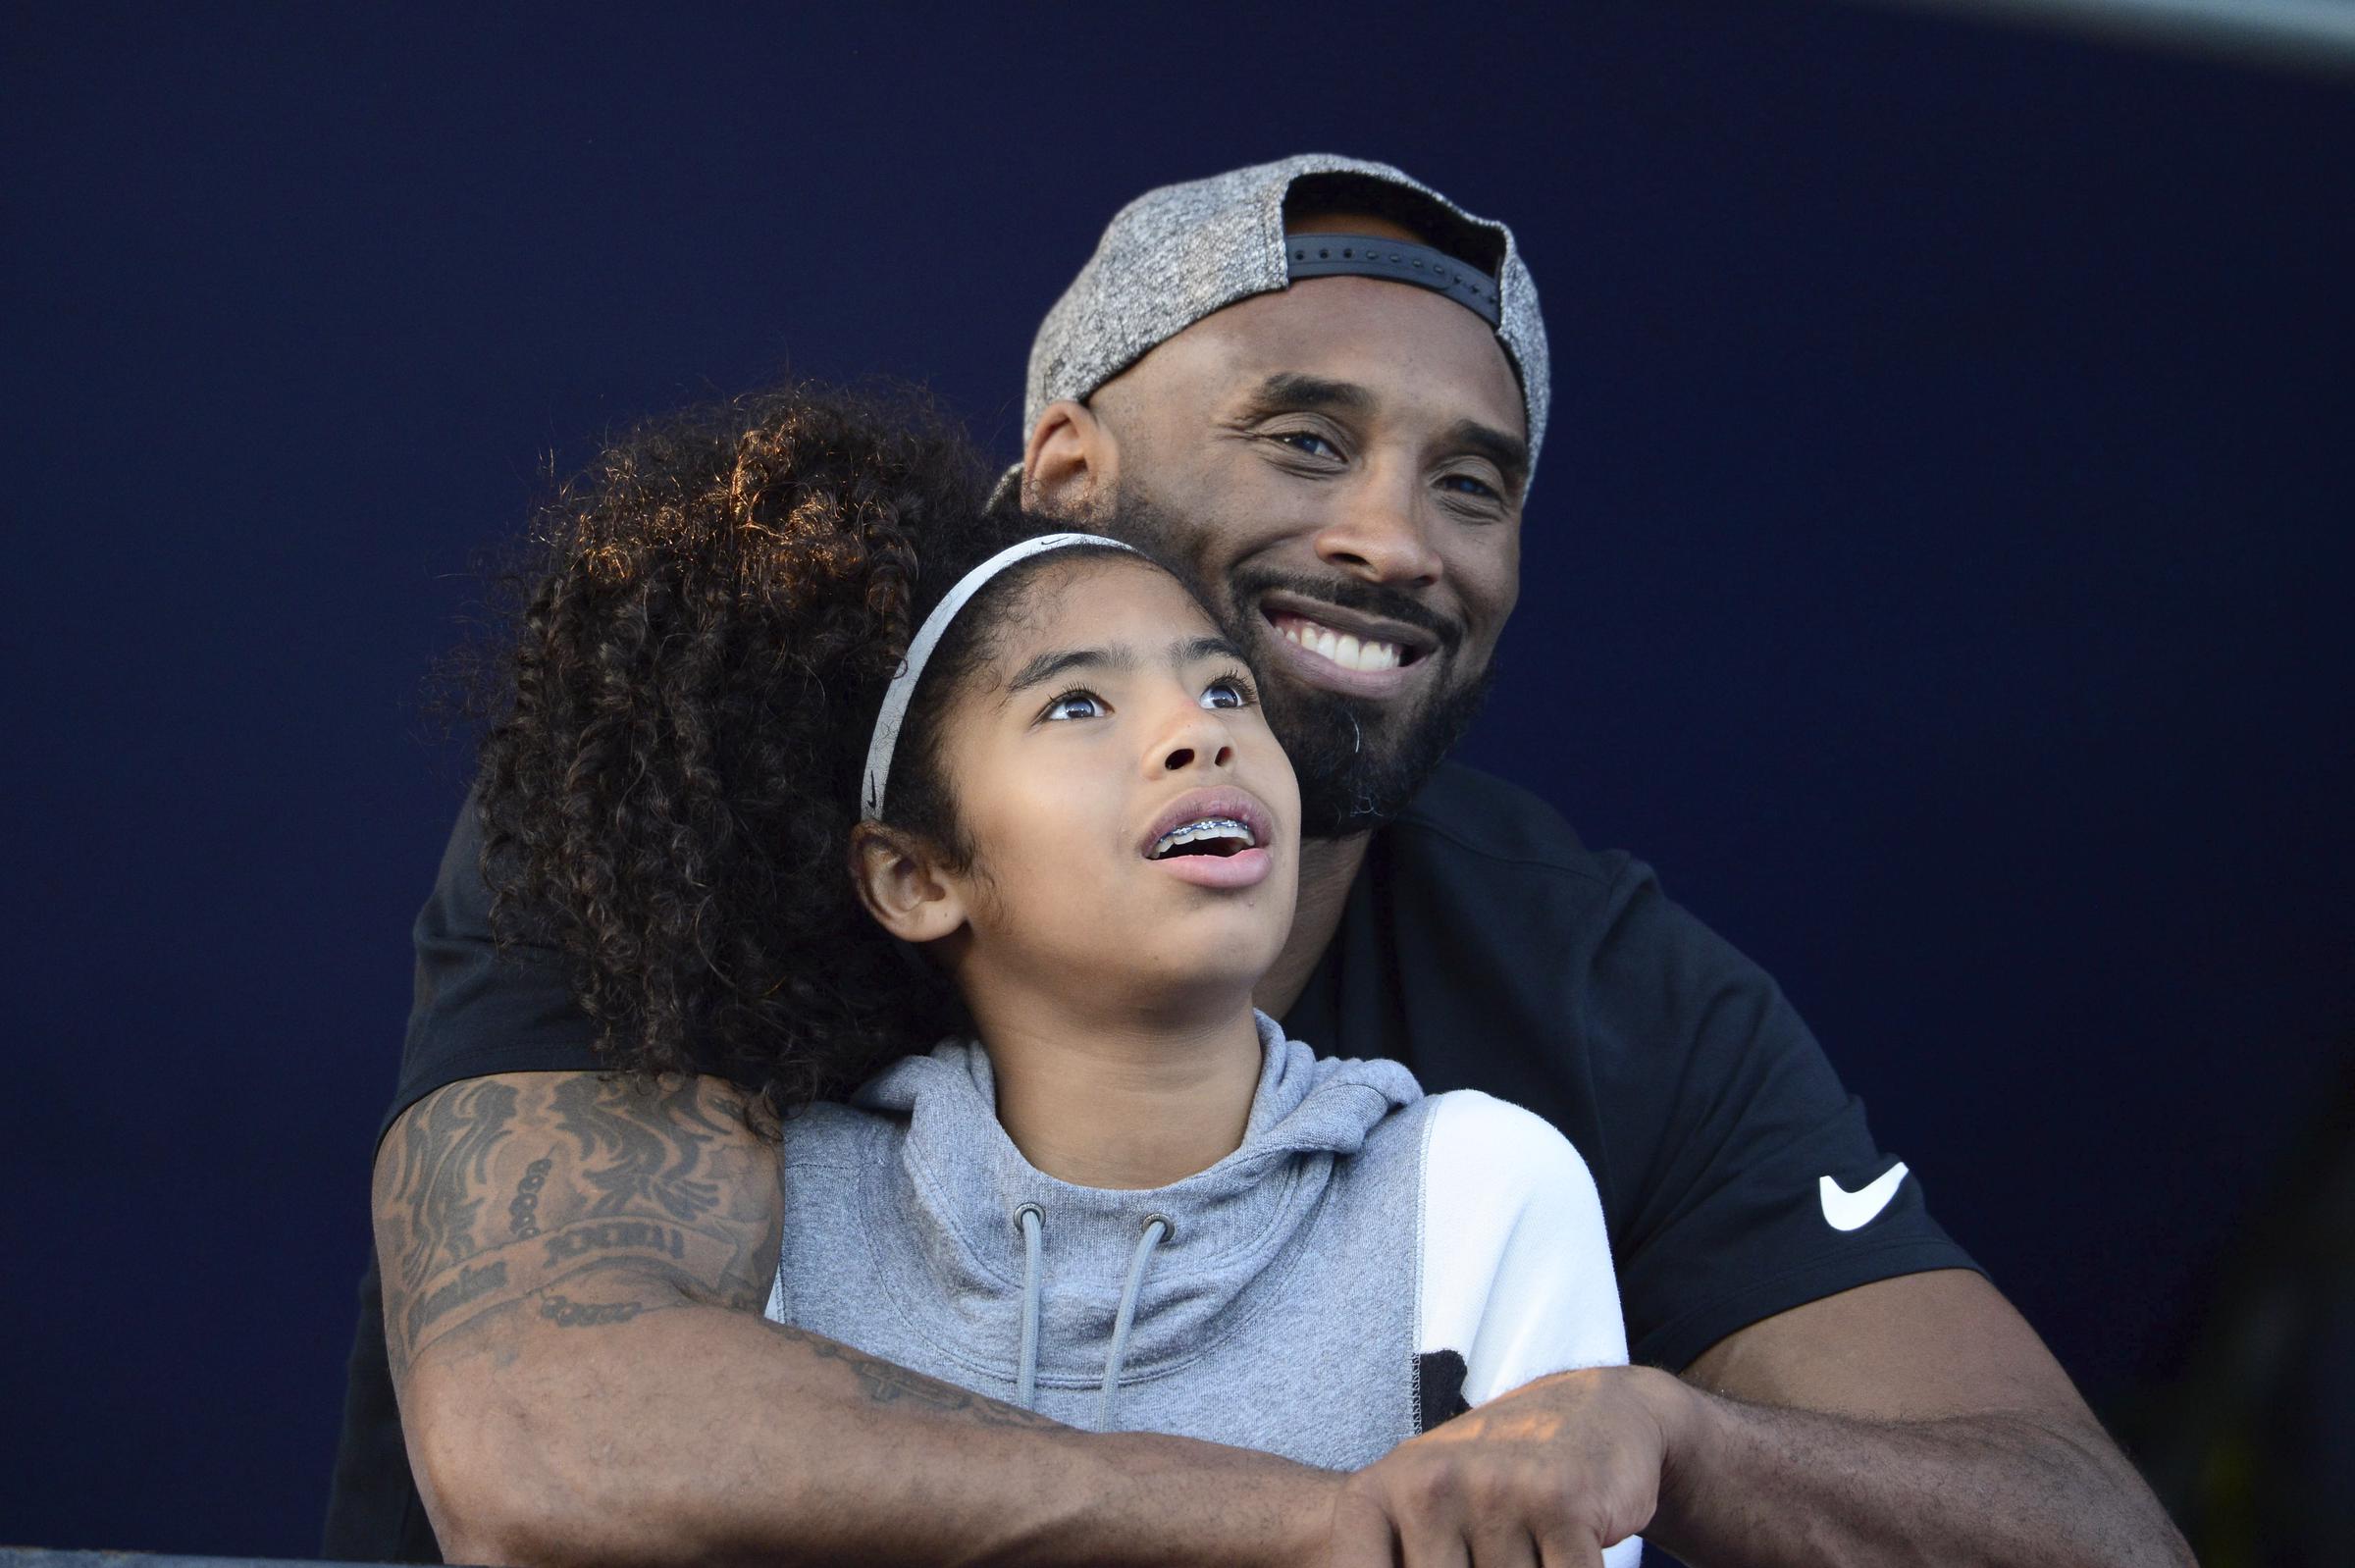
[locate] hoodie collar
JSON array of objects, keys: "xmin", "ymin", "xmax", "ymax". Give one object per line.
[{"xmin": 844, "ymin": 1012, "xmax": 1418, "ymax": 1384}]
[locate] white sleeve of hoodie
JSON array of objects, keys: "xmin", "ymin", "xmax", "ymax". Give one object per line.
[{"xmin": 1416, "ymin": 1088, "xmax": 1639, "ymax": 1567}]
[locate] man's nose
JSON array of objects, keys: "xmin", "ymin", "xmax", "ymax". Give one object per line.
[{"xmin": 1310, "ymin": 470, "xmax": 1442, "ymax": 588}]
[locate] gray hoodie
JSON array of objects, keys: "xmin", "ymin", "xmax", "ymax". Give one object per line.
[{"xmin": 766, "ymin": 1013, "xmax": 1638, "ymax": 1561}]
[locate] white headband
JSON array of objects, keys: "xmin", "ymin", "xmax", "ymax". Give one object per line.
[{"xmin": 861, "ymin": 532, "xmax": 1137, "ymax": 821}]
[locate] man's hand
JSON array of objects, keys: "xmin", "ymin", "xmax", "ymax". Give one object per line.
[
  {"xmin": 1329, "ymin": 1367, "xmax": 1677, "ymax": 1567},
  {"xmin": 1320, "ymin": 1272, "xmax": 2194, "ymax": 1568}
]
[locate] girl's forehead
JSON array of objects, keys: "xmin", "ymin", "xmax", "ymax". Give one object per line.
[{"xmin": 995, "ymin": 553, "xmax": 1213, "ymax": 650}]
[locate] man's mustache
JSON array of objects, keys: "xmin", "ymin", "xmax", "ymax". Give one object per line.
[{"xmin": 1226, "ymin": 569, "xmax": 1466, "ymax": 655}]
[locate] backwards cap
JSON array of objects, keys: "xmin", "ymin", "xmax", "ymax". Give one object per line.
[{"xmin": 1025, "ymin": 153, "xmax": 1551, "ymax": 478}]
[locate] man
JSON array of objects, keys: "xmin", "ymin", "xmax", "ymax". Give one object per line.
[{"xmin": 332, "ymin": 155, "xmax": 2191, "ymax": 1566}]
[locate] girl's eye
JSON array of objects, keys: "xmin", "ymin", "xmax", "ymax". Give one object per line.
[
  {"xmin": 1043, "ymin": 690, "xmax": 1106, "ymax": 721},
  {"xmin": 1201, "ymin": 674, "xmax": 1255, "ymax": 710}
]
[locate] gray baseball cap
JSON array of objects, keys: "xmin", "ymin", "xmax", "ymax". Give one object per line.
[{"xmin": 1025, "ymin": 152, "xmax": 1550, "ymax": 481}]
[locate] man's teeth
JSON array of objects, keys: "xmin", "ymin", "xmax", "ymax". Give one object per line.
[
  {"xmin": 1280, "ymin": 619, "xmax": 1402, "ymax": 673},
  {"xmin": 1151, "ymin": 818, "xmax": 1257, "ymax": 858}
]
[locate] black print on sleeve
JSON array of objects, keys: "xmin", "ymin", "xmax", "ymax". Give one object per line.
[{"xmin": 1416, "ymin": 1348, "xmax": 1471, "ymax": 1433}]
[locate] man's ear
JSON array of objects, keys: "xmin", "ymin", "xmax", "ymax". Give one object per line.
[
  {"xmin": 1023, "ymin": 397, "xmax": 1119, "ymax": 517},
  {"xmin": 849, "ymin": 823, "xmax": 968, "ymax": 946}
]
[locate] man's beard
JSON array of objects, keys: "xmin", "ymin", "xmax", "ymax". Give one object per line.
[
  {"xmin": 1260, "ymin": 642, "xmax": 1494, "ymax": 838},
  {"xmin": 1100, "ymin": 492, "xmax": 1496, "ymax": 839}
]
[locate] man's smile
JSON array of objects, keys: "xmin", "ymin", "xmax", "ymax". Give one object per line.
[
  {"xmin": 1270, "ymin": 613, "xmax": 1403, "ymax": 672},
  {"xmin": 1251, "ymin": 588, "xmax": 1446, "ymax": 702}
]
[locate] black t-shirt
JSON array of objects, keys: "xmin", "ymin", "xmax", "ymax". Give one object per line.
[{"xmin": 324, "ymin": 761, "xmax": 1976, "ymax": 1561}]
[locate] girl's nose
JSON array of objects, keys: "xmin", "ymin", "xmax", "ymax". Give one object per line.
[{"xmin": 1160, "ymin": 710, "xmax": 1236, "ymax": 773}]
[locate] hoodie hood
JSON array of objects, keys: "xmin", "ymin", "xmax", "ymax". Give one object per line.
[{"xmin": 843, "ymin": 1012, "xmax": 1419, "ymax": 1409}]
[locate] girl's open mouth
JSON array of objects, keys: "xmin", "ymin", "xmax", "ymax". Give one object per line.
[{"xmin": 1139, "ymin": 789, "xmax": 1278, "ymax": 890}]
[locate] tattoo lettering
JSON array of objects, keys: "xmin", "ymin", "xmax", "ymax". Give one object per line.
[
  {"xmin": 544, "ymin": 1218, "xmax": 688, "ymax": 1266},
  {"xmin": 508, "ymin": 1155, "xmax": 553, "ymax": 1238},
  {"xmin": 406, "ymin": 1258, "xmax": 509, "ymax": 1345},
  {"xmin": 550, "ymin": 1074, "xmax": 726, "ymax": 1223},
  {"xmin": 538, "ymin": 1293, "xmax": 645, "ymax": 1329}
]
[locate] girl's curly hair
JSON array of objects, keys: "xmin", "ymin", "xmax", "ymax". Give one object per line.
[{"xmin": 472, "ymin": 381, "xmax": 1119, "ymax": 1115}]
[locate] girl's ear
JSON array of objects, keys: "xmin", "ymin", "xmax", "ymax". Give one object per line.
[
  {"xmin": 1022, "ymin": 397, "xmax": 1119, "ymax": 516},
  {"xmin": 849, "ymin": 823, "xmax": 968, "ymax": 945}
]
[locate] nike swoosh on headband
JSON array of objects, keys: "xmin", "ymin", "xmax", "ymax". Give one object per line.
[{"xmin": 1818, "ymin": 1162, "xmax": 1910, "ymax": 1232}]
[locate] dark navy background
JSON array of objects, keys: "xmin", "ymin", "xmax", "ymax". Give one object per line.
[{"xmin": 4, "ymin": 2, "xmax": 2348, "ymax": 1554}]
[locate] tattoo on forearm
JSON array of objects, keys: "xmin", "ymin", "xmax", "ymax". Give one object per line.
[
  {"xmin": 801, "ymin": 1332, "xmax": 1063, "ymax": 1431},
  {"xmin": 508, "ymin": 1154, "xmax": 552, "ymax": 1238}
]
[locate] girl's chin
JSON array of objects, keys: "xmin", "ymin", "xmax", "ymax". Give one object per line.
[{"xmin": 1052, "ymin": 943, "xmax": 1286, "ymax": 1019}]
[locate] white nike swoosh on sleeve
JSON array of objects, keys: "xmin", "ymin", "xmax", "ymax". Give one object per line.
[{"xmin": 1818, "ymin": 1162, "xmax": 1910, "ymax": 1231}]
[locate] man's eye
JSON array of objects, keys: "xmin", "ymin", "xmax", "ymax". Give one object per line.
[
  {"xmin": 1043, "ymin": 690, "xmax": 1106, "ymax": 721},
  {"xmin": 1272, "ymin": 431, "xmax": 1340, "ymax": 460},
  {"xmin": 1440, "ymin": 472, "xmax": 1501, "ymax": 501},
  {"xmin": 1201, "ymin": 674, "xmax": 1255, "ymax": 710}
]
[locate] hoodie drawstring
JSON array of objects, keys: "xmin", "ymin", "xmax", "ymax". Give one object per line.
[
  {"xmin": 1013, "ymin": 1203, "xmax": 1045, "ymax": 1409},
  {"xmin": 1009, "ymin": 1207, "xmax": 1172, "ymax": 1429},
  {"xmin": 1097, "ymin": 1215, "xmax": 1171, "ymax": 1432}
]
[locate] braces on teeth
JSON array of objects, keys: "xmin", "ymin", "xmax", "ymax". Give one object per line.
[{"xmin": 1150, "ymin": 817, "xmax": 1257, "ymax": 859}]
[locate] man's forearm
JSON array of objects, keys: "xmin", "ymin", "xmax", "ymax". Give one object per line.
[
  {"xmin": 405, "ymin": 1288, "xmax": 1333, "ymax": 1568},
  {"xmin": 379, "ymin": 1072, "xmax": 1335, "ymax": 1568},
  {"xmin": 1648, "ymin": 1385, "xmax": 2193, "ymax": 1568}
]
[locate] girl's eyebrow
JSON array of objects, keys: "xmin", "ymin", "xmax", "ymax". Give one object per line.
[
  {"xmin": 1005, "ymin": 635, "xmax": 1244, "ymax": 696},
  {"xmin": 1007, "ymin": 645, "xmax": 1131, "ymax": 696},
  {"xmin": 1178, "ymin": 633, "xmax": 1247, "ymax": 666}
]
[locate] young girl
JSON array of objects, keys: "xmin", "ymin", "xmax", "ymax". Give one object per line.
[{"xmin": 477, "ymin": 384, "xmax": 1636, "ymax": 1563}]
